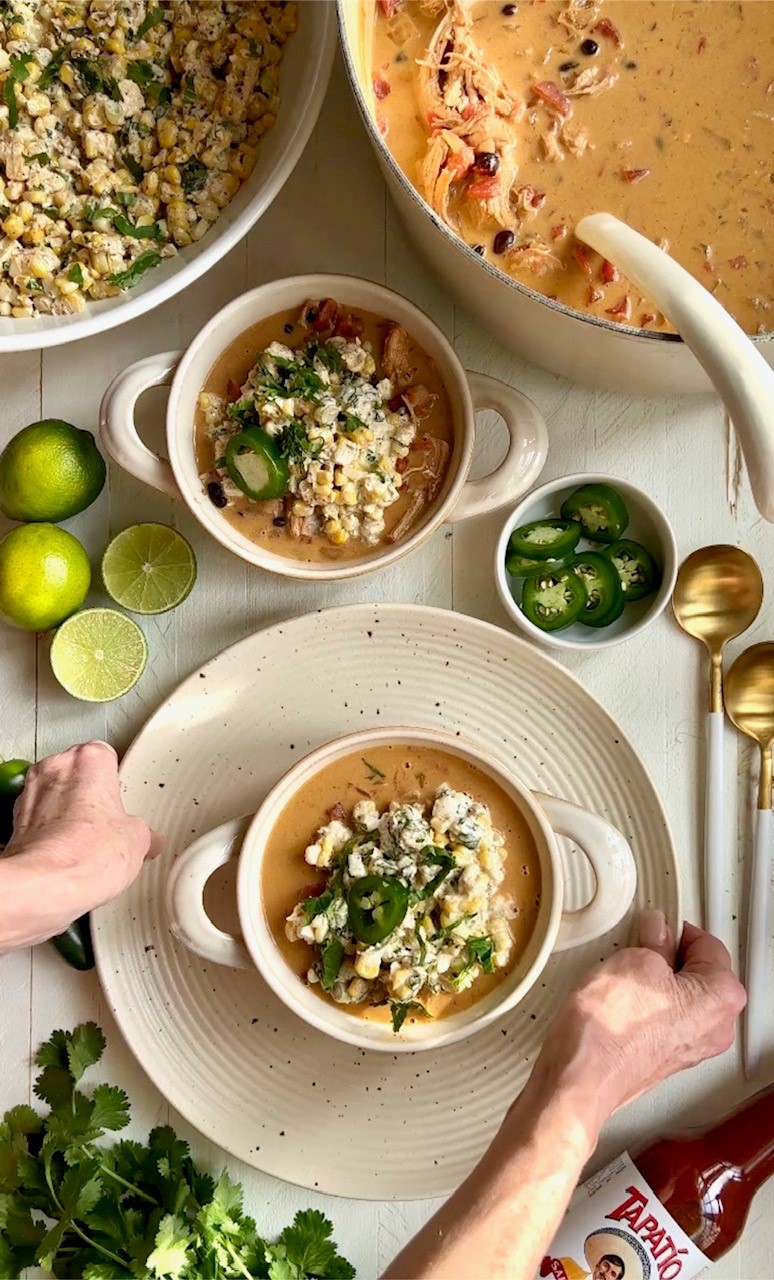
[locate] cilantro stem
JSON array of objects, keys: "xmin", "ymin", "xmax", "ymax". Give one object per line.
[
  {"xmin": 222, "ymin": 1235, "xmax": 255, "ymax": 1280},
  {"xmin": 69, "ymin": 1219, "xmax": 127, "ymax": 1268},
  {"xmin": 96, "ymin": 1161, "xmax": 157, "ymax": 1204}
]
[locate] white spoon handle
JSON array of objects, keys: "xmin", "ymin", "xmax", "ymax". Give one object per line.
[
  {"xmin": 704, "ymin": 711, "xmax": 726, "ymax": 941},
  {"xmin": 576, "ymin": 213, "xmax": 774, "ymax": 523},
  {"xmin": 745, "ymin": 806, "xmax": 772, "ymax": 1079}
]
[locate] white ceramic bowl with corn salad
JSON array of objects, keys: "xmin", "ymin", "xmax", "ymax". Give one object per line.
[
  {"xmin": 166, "ymin": 727, "xmax": 637, "ymax": 1052},
  {"xmin": 0, "ymin": 0, "xmax": 335, "ymax": 351}
]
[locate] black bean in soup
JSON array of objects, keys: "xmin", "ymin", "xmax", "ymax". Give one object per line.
[
  {"xmin": 493, "ymin": 229, "xmax": 515, "ymax": 255},
  {"xmin": 207, "ymin": 481, "xmax": 227, "ymax": 509},
  {"xmin": 580, "ymin": 37, "xmax": 599, "ymax": 55}
]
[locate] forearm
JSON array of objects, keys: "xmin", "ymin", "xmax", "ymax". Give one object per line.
[
  {"xmin": 383, "ymin": 1055, "xmax": 602, "ymax": 1280},
  {"xmin": 0, "ymin": 844, "xmax": 87, "ymax": 951}
]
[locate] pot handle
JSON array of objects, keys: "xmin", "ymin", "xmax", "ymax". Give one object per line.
[
  {"xmin": 165, "ymin": 818, "xmax": 253, "ymax": 969},
  {"xmin": 449, "ymin": 371, "xmax": 548, "ymax": 523},
  {"xmin": 576, "ymin": 212, "xmax": 774, "ymax": 523},
  {"xmin": 533, "ymin": 791, "xmax": 637, "ymax": 952},
  {"xmin": 99, "ymin": 351, "xmax": 182, "ymax": 499}
]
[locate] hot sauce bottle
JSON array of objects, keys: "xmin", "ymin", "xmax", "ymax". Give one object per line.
[{"xmin": 538, "ymin": 1084, "xmax": 774, "ymax": 1280}]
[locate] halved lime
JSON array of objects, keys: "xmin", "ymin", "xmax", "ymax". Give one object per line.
[
  {"xmin": 101, "ymin": 523, "xmax": 196, "ymax": 615},
  {"xmin": 50, "ymin": 608, "xmax": 147, "ymax": 703}
]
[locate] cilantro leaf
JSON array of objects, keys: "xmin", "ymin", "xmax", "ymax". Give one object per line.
[
  {"xmin": 180, "ymin": 157, "xmax": 207, "ymax": 194},
  {"xmin": 319, "ymin": 937, "xmax": 344, "ymax": 992},
  {"xmin": 2, "ymin": 1106, "xmax": 42, "ymax": 1139},
  {"xmin": 301, "ymin": 890, "xmax": 333, "ymax": 925},
  {"xmin": 410, "ymin": 846, "xmax": 455, "ymax": 902},
  {"xmin": 67, "ymin": 1023, "xmax": 106, "ymax": 1082},
  {"xmin": 109, "ymin": 250, "xmax": 161, "ymax": 289},
  {"xmin": 145, "ymin": 1213, "xmax": 192, "ymax": 1279},
  {"xmin": 36, "ymin": 1216, "xmax": 69, "ymax": 1271},
  {"xmin": 90, "ymin": 1085, "xmax": 130, "ymax": 1133},
  {"xmin": 34, "ymin": 1064, "xmax": 73, "ymax": 1110},
  {"xmin": 467, "ymin": 935, "xmax": 495, "ymax": 974},
  {"xmin": 135, "ymin": 6, "xmax": 165, "ymax": 39},
  {"xmin": 38, "ymin": 47, "xmax": 66, "ymax": 89},
  {"xmin": 59, "ymin": 1159, "xmax": 103, "ymax": 1217},
  {"xmin": 389, "ymin": 1000, "xmax": 429, "ymax": 1033},
  {"xmin": 276, "ymin": 1210, "xmax": 356, "ymax": 1279},
  {"xmin": 68, "ymin": 263, "xmax": 85, "ymax": 286}
]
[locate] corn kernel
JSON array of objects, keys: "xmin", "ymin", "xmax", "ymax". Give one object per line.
[
  {"xmin": 22, "ymin": 223, "xmax": 45, "ymax": 246},
  {"xmin": 341, "ymin": 485, "xmax": 357, "ymax": 506},
  {"xmin": 17, "ymin": 202, "xmax": 33, "ymax": 224},
  {"xmin": 328, "ymin": 527, "xmax": 348, "ymax": 546},
  {"xmin": 59, "ymin": 64, "xmax": 76, "ymax": 88},
  {"xmin": 105, "ymin": 33, "xmax": 125, "ymax": 54},
  {"xmin": 142, "ymin": 171, "xmax": 159, "ymax": 196},
  {"xmin": 2, "ymin": 214, "xmax": 23, "ymax": 239},
  {"xmin": 26, "ymin": 93, "xmax": 51, "ymax": 118}
]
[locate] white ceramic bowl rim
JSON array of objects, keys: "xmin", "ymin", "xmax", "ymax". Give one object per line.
[
  {"xmin": 335, "ymin": 0, "xmax": 773, "ymax": 349},
  {"xmin": 494, "ymin": 472, "xmax": 678, "ymax": 651},
  {"xmin": 164, "ymin": 273, "xmax": 476, "ymax": 575},
  {"xmin": 235, "ymin": 726, "xmax": 563, "ymax": 1053},
  {"xmin": 0, "ymin": 2, "xmax": 336, "ymax": 352}
]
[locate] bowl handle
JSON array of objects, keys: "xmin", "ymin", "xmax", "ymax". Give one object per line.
[
  {"xmin": 99, "ymin": 351, "xmax": 182, "ymax": 499},
  {"xmin": 577, "ymin": 212, "xmax": 774, "ymax": 523},
  {"xmin": 165, "ymin": 818, "xmax": 253, "ymax": 969},
  {"xmin": 533, "ymin": 791, "xmax": 637, "ymax": 952},
  {"xmin": 448, "ymin": 371, "xmax": 548, "ymax": 522}
]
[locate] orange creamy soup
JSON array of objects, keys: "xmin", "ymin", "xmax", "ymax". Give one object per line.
[
  {"xmin": 261, "ymin": 745, "xmax": 542, "ymax": 1031},
  {"xmin": 373, "ymin": 0, "xmax": 773, "ymax": 334},
  {"xmin": 195, "ymin": 301, "xmax": 453, "ymax": 564}
]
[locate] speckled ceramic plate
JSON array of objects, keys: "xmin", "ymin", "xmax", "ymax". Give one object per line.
[{"xmin": 93, "ymin": 604, "xmax": 679, "ymax": 1200}]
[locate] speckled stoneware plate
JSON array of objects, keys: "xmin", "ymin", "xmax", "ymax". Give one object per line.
[{"xmin": 93, "ymin": 603, "xmax": 679, "ymax": 1200}]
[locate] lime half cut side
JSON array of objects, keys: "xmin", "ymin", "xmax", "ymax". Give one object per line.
[
  {"xmin": 51, "ymin": 608, "xmax": 148, "ymax": 702},
  {"xmin": 101, "ymin": 523, "xmax": 197, "ymax": 615}
]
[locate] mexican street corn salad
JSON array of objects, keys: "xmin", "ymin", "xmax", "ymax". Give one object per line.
[
  {"xmin": 0, "ymin": 0, "xmax": 295, "ymax": 317},
  {"xmin": 285, "ymin": 783, "xmax": 516, "ymax": 1032},
  {"xmin": 198, "ymin": 299, "xmax": 450, "ymax": 549}
]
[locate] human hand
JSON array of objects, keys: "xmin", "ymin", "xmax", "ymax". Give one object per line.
[
  {"xmin": 535, "ymin": 910, "xmax": 746, "ymax": 1125},
  {"xmin": 5, "ymin": 741, "xmax": 157, "ymax": 922}
]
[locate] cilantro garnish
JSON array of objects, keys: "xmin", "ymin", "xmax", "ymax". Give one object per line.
[
  {"xmin": 67, "ymin": 264, "xmax": 84, "ymax": 286},
  {"xmin": 466, "ymin": 935, "xmax": 495, "ymax": 974},
  {"xmin": 181, "ymin": 156, "xmax": 207, "ymax": 193},
  {"xmin": 122, "ymin": 152, "xmax": 144, "ymax": 182},
  {"xmin": 362, "ymin": 758, "xmax": 385, "ymax": 782},
  {"xmin": 319, "ymin": 937, "xmax": 344, "ymax": 992},
  {"xmin": 108, "ymin": 249, "xmax": 161, "ymax": 288},
  {"xmin": 38, "ymin": 47, "xmax": 66, "ymax": 90},
  {"xmin": 410, "ymin": 846, "xmax": 456, "ymax": 902},
  {"xmin": 301, "ymin": 889, "xmax": 333, "ymax": 924},
  {"xmin": 70, "ymin": 56, "xmax": 121, "ymax": 100},
  {"xmin": 4, "ymin": 54, "xmax": 33, "ymax": 128},
  {"xmin": 389, "ymin": 1000, "xmax": 429, "ymax": 1033},
  {"xmin": 276, "ymin": 420, "xmax": 323, "ymax": 465},
  {"xmin": 135, "ymin": 5, "xmax": 165, "ymax": 39},
  {"xmin": 339, "ymin": 412, "xmax": 366, "ymax": 435},
  {"xmin": 0, "ymin": 1022, "xmax": 354, "ymax": 1278}
]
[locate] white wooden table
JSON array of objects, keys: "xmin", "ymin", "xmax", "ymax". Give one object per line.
[{"xmin": 1, "ymin": 57, "xmax": 773, "ymax": 1280}]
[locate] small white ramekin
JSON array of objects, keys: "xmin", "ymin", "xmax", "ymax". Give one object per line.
[{"xmin": 495, "ymin": 473, "xmax": 678, "ymax": 652}]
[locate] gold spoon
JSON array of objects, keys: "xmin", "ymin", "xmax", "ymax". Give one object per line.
[
  {"xmin": 725, "ymin": 643, "xmax": 774, "ymax": 1078},
  {"xmin": 672, "ymin": 546, "xmax": 763, "ymax": 942}
]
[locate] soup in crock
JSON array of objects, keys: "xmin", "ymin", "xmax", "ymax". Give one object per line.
[
  {"xmin": 373, "ymin": 0, "xmax": 773, "ymax": 335},
  {"xmin": 261, "ymin": 744, "xmax": 542, "ymax": 1032},
  {"xmin": 195, "ymin": 299, "xmax": 453, "ymax": 562}
]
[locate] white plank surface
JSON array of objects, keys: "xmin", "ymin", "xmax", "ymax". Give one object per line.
[{"xmin": 1, "ymin": 55, "xmax": 773, "ymax": 1279}]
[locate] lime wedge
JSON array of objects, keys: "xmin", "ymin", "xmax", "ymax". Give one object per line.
[
  {"xmin": 101, "ymin": 523, "xmax": 196, "ymax": 615},
  {"xmin": 50, "ymin": 608, "xmax": 147, "ymax": 702}
]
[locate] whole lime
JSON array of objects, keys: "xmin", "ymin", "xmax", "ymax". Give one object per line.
[
  {"xmin": 0, "ymin": 419, "xmax": 106, "ymax": 522},
  {"xmin": 0, "ymin": 524, "xmax": 91, "ymax": 631}
]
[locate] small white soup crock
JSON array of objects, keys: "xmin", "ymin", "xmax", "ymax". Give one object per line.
[
  {"xmin": 99, "ymin": 275, "xmax": 548, "ymax": 581},
  {"xmin": 165, "ymin": 727, "xmax": 637, "ymax": 1053}
]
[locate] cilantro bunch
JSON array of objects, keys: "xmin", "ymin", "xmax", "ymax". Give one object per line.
[{"xmin": 0, "ymin": 1024, "xmax": 355, "ymax": 1280}]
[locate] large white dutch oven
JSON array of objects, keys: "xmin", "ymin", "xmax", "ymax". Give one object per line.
[
  {"xmin": 337, "ymin": 0, "xmax": 774, "ymax": 398},
  {"xmin": 0, "ymin": 2, "xmax": 336, "ymax": 354}
]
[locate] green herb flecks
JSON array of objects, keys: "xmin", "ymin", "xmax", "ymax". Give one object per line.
[
  {"xmin": 108, "ymin": 249, "xmax": 161, "ymax": 289},
  {"xmin": 70, "ymin": 56, "xmax": 121, "ymax": 100},
  {"xmin": 181, "ymin": 156, "xmax": 207, "ymax": 193},
  {"xmin": 135, "ymin": 5, "xmax": 165, "ymax": 40},
  {"xmin": 319, "ymin": 937, "xmax": 344, "ymax": 992},
  {"xmin": 362, "ymin": 759, "xmax": 385, "ymax": 783},
  {"xmin": 0, "ymin": 1021, "xmax": 355, "ymax": 1279},
  {"xmin": 277, "ymin": 420, "xmax": 323, "ymax": 466},
  {"xmin": 339, "ymin": 411, "xmax": 367, "ymax": 435},
  {"xmin": 122, "ymin": 152, "xmax": 144, "ymax": 182},
  {"xmin": 4, "ymin": 54, "xmax": 33, "ymax": 128},
  {"xmin": 301, "ymin": 889, "xmax": 333, "ymax": 925},
  {"xmin": 309, "ymin": 341, "xmax": 344, "ymax": 375},
  {"xmin": 28, "ymin": 151, "xmax": 49, "ymax": 166},
  {"xmin": 410, "ymin": 846, "xmax": 456, "ymax": 902},
  {"xmin": 67, "ymin": 264, "xmax": 84, "ymax": 286},
  {"xmin": 38, "ymin": 47, "xmax": 67, "ymax": 89},
  {"xmin": 389, "ymin": 1000, "xmax": 429, "ymax": 1033},
  {"xmin": 466, "ymin": 934, "xmax": 495, "ymax": 974}
]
